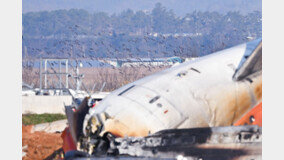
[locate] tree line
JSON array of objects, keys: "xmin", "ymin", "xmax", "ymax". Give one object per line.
[{"xmin": 22, "ymin": 3, "xmax": 262, "ymax": 59}]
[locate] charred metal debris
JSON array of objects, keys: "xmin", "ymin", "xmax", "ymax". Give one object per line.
[{"xmin": 68, "ymin": 124, "xmax": 261, "ymax": 160}]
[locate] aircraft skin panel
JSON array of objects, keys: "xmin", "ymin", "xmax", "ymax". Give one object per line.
[
  {"xmin": 122, "ymin": 86, "xmax": 185, "ymax": 128},
  {"xmin": 88, "ymin": 43, "xmax": 246, "ymax": 116},
  {"xmin": 103, "ymin": 100, "xmax": 159, "ymax": 137},
  {"xmin": 95, "ymin": 95, "xmax": 167, "ymax": 136},
  {"xmin": 84, "ymin": 39, "xmax": 262, "ymax": 138}
]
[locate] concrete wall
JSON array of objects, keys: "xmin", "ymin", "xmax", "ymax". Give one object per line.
[{"xmin": 22, "ymin": 95, "xmax": 72, "ymax": 114}]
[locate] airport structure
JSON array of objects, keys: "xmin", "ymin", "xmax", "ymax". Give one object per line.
[
  {"xmin": 22, "ymin": 58, "xmax": 108, "ymax": 114},
  {"xmin": 100, "ymin": 57, "xmax": 184, "ymax": 68}
]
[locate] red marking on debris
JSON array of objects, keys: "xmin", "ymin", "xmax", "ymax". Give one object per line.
[
  {"xmin": 234, "ymin": 102, "xmax": 262, "ymax": 127},
  {"xmin": 164, "ymin": 110, "xmax": 168, "ymax": 114},
  {"xmin": 61, "ymin": 127, "xmax": 77, "ymax": 153}
]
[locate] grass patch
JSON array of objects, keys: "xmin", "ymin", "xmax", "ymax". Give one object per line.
[{"xmin": 22, "ymin": 113, "xmax": 66, "ymax": 125}]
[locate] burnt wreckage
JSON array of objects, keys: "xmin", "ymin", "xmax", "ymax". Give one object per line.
[{"xmin": 62, "ymin": 39, "xmax": 262, "ymax": 160}]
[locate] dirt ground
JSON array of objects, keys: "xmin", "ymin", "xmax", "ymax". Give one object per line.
[{"xmin": 22, "ymin": 125, "xmax": 63, "ymax": 160}]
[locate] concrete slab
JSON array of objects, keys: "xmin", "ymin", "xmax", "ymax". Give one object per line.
[{"xmin": 32, "ymin": 119, "xmax": 67, "ymax": 133}]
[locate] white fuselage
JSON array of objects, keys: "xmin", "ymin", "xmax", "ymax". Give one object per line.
[{"xmin": 87, "ymin": 42, "xmax": 262, "ymax": 137}]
